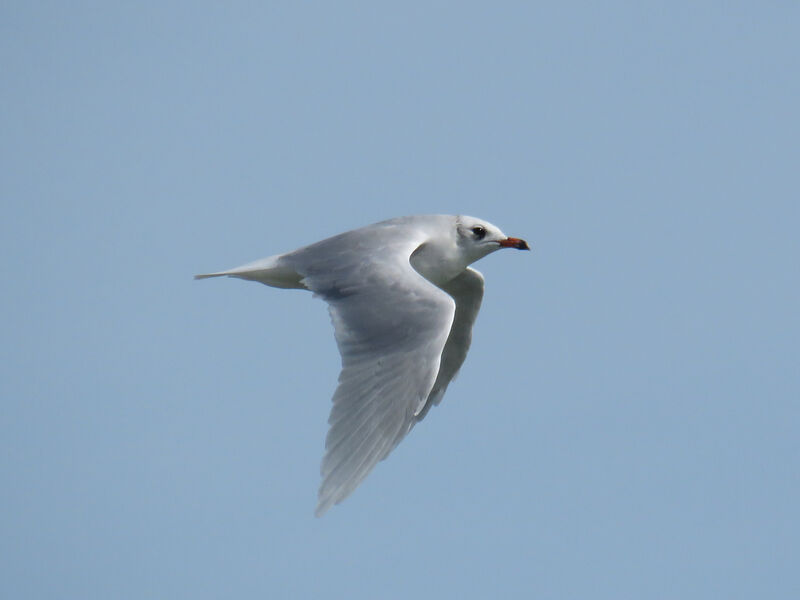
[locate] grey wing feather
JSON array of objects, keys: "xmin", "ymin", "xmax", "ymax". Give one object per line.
[
  {"xmin": 415, "ymin": 267, "xmax": 485, "ymax": 421},
  {"xmin": 281, "ymin": 226, "xmax": 456, "ymax": 516}
]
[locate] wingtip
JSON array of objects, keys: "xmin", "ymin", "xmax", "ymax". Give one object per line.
[{"xmin": 314, "ymin": 499, "xmax": 332, "ymax": 518}]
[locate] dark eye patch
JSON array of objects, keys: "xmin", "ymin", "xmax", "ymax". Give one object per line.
[{"xmin": 471, "ymin": 225, "xmax": 486, "ymax": 240}]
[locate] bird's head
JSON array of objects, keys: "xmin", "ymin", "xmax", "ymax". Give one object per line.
[{"xmin": 455, "ymin": 215, "xmax": 530, "ymax": 263}]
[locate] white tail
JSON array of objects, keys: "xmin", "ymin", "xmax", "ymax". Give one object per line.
[{"xmin": 194, "ymin": 255, "xmax": 306, "ymax": 289}]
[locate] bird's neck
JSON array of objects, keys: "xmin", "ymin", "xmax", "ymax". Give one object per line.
[{"xmin": 409, "ymin": 240, "xmax": 467, "ymax": 286}]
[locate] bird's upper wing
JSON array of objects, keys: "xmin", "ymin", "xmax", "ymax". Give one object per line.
[
  {"xmin": 282, "ymin": 225, "xmax": 457, "ymax": 516},
  {"xmin": 415, "ymin": 267, "xmax": 484, "ymax": 421}
]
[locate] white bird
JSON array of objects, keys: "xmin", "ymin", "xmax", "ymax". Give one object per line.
[{"xmin": 196, "ymin": 215, "xmax": 529, "ymax": 515}]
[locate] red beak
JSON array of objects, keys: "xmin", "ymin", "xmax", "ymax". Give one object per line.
[{"xmin": 498, "ymin": 237, "xmax": 530, "ymax": 250}]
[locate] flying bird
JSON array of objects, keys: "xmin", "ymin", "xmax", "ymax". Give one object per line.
[{"xmin": 195, "ymin": 215, "xmax": 529, "ymax": 515}]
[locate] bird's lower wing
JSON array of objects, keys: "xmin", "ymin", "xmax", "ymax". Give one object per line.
[{"xmin": 416, "ymin": 267, "xmax": 485, "ymax": 421}]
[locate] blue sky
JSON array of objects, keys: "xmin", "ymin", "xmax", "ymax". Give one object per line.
[{"xmin": 2, "ymin": 2, "xmax": 798, "ymax": 598}]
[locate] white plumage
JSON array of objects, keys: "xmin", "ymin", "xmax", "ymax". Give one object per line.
[{"xmin": 196, "ymin": 215, "xmax": 529, "ymax": 515}]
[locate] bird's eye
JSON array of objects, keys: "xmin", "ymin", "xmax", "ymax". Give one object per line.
[{"xmin": 471, "ymin": 225, "xmax": 486, "ymax": 240}]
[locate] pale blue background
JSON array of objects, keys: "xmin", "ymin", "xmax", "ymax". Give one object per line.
[{"xmin": 2, "ymin": 3, "xmax": 798, "ymax": 599}]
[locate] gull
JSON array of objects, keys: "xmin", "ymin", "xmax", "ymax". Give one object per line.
[{"xmin": 195, "ymin": 215, "xmax": 529, "ymax": 515}]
